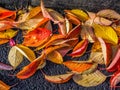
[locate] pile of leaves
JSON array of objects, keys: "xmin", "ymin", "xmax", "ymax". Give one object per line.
[{"xmin": 1, "ymin": 0, "xmax": 120, "ymax": 89}]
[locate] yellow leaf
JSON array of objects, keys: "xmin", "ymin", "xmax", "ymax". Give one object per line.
[
  {"xmin": 71, "ymin": 9, "xmax": 89, "ymax": 21},
  {"xmin": 47, "ymin": 50, "xmax": 63, "ymax": 64},
  {"xmin": 15, "ymin": 44, "xmax": 36, "ymax": 62},
  {"xmin": 93, "ymin": 23, "xmax": 118, "ymax": 45},
  {"xmin": 0, "ymin": 29, "xmax": 18, "ymax": 39}
]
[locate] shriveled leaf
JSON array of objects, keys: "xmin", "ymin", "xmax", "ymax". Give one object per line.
[
  {"xmin": 0, "ymin": 80, "xmax": 11, "ymax": 90},
  {"xmin": 8, "ymin": 46, "xmax": 24, "ymax": 69},
  {"xmin": 89, "ymin": 52, "xmax": 104, "ymax": 65},
  {"xmin": 15, "ymin": 44, "xmax": 36, "ymax": 62},
  {"xmin": 43, "ymin": 72, "xmax": 74, "ymax": 83},
  {"xmin": 93, "ymin": 23, "xmax": 118, "ymax": 45},
  {"xmin": 97, "ymin": 9, "xmax": 120, "ymax": 20},
  {"xmin": 0, "ymin": 39, "xmax": 9, "ymax": 45},
  {"xmin": 68, "ymin": 39, "xmax": 88, "ymax": 57},
  {"xmin": 65, "ymin": 18, "xmax": 73, "ymax": 33},
  {"xmin": 58, "ymin": 21, "xmax": 67, "ymax": 35},
  {"xmin": 71, "ymin": 9, "xmax": 89, "ymax": 21},
  {"xmin": 47, "ymin": 50, "xmax": 63, "ymax": 64},
  {"xmin": 37, "ymin": 61, "xmax": 46, "ymax": 69},
  {"xmin": 0, "ymin": 29, "xmax": 18, "ymax": 39},
  {"xmin": 63, "ymin": 61, "xmax": 97, "ymax": 74},
  {"xmin": 16, "ymin": 53, "xmax": 45, "ymax": 79},
  {"xmin": 73, "ymin": 70, "xmax": 106, "ymax": 87},
  {"xmin": 23, "ymin": 28, "xmax": 52, "ymax": 47},
  {"xmin": 0, "ymin": 62, "xmax": 13, "ymax": 70}
]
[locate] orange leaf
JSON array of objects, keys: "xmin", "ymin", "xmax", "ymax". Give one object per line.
[
  {"xmin": 23, "ymin": 28, "xmax": 52, "ymax": 47},
  {"xmin": 17, "ymin": 53, "xmax": 45, "ymax": 79},
  {"xmin": 0, "ymin": 39, "xmax": 9, "ymax": 45},
  {"xmin": 63, "ymin": 61, "xmax": 93, "ymax": 73},
  {"xmin": 0, "ymin": 80, "xmax": 10, "ymax": 90},
  {"xmin": 36, "ymin": 34, "xmax": 65, "ymax": 50}
]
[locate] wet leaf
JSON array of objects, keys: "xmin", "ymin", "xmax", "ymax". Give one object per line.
[
  {"xmin": 93, "ymin": 23, "xmax": 118, "ymax": 45},
  {"xmin": 71, "ymin": 9, "xmax": 89, "ymax": 21},
  {"xmin": 73, "ymin": 70, "xmax": 106, "ymax": 87},
  {"xmin": 42, "ymin": 72, "xmax": 74, "ymax": 84},
  {"xmin": 97, "ymin": 9, "xmax": 120, "ymax": 20},
  {"xmin": 0, "ymin": 62, "xmax": 13, "ymax": 70},
  {"xmin": 63, "ymin": 61, "xmax": 97, "ymax": 74},
  {"xmin": 15, "ymin": 44, "xmax": 36, "ymax": 62},
  {"xmin": 0, "ymin": 80, "xmax": 10, "ymax": 90},
  {"xmin": 8, "ymin": 46, "xmax": 24, "ymax": 69},
  {"xmin": 47, "ymin": 50, "xmax": 63, "ymax": 64},
  {"xmin": 23, "ymin": 28, "xmax": 52, "ymax": 47},
  {"xmin": 0, "ymin": 29, "xmax": 18, "ymax": 39}
]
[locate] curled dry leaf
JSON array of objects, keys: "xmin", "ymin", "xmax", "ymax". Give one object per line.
[
  {"xmin": 47, "ymin": 50, "xmax": 63, "ymax": 64},
  {"xmin": 0, "ymin": 80, "xmax": 10, "ymax": 90},
  {"xmin": 71, "ymin": 9, "xmax": 89, "ymax": 21},
  {"xmin": 8, "ymin": 46, "xmax": 24, "ymax": 69},
  {"xmin": 42, "ymin": 71, "xmax": 74, "ymax": 84},
  {"xmin": 73, "ymin": 70, "xmax": 106, "ymax": 87},
  {"xmin": 97, "ymin": 9, "xmax": 120, "ymax": 20},
  {"xmin": 93, "ymin": 23, "xmax": 118, "ymax": 45},
  {"xmin": 23, "ymin": 28, "xmax": 52, "ymax": 47},
  {"xmin": 68, "ymin": 39, "xmax": 88, "ymax": 57},
  {"xmin": 0, "ymin": 62, "xmax": 13, "ymax": 70},
  {"xmin": 63, "ymin": 61, "xmax": 97, "ymax": 74},
  {"xmin": 0, "ymin": 29, "xmax": 18, "ymax": 39}
]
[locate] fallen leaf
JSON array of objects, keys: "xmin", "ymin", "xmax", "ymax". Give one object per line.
[
  {"xmin": 8, "ymin": 46, "xmax": 24, "ymax": 69},
  {"xmin": 42, "ymin": 71, "xmax": 74, "ymax": 83},
  {"xmin": 0, "ymin": 39, "xmax": 9, "ymax": 45},
  {"xmin": 47, "ymin": 50, "xmax": 63, "ymax": 64},
  {"xmin": 0, "ymin": 80, "xmax": 10, "ymax": 90},
  {"xmin": 93, "ymin": 23, "xmax": 118, "ymax": 45},
  {"xmin": 15, "ymin": 44, "xmax": 36, "ymax": 62},
  {"xmin": 0, "ymin": 62, "xmax": 13, "ymax": 70},
  {"xmin": 0, "ymin": 29, "xmax": 18, "ymax": 39},
  {"xmin": 97, "ymin": 9, "xmax": 120, "ymax": 20},
  {"xmin": 73, "ymin": 70, "xmax": 106, "ymax": 87},
  {"xmin": 71, "ymin": 9, "xmax": 89, "ymax": 21}
]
